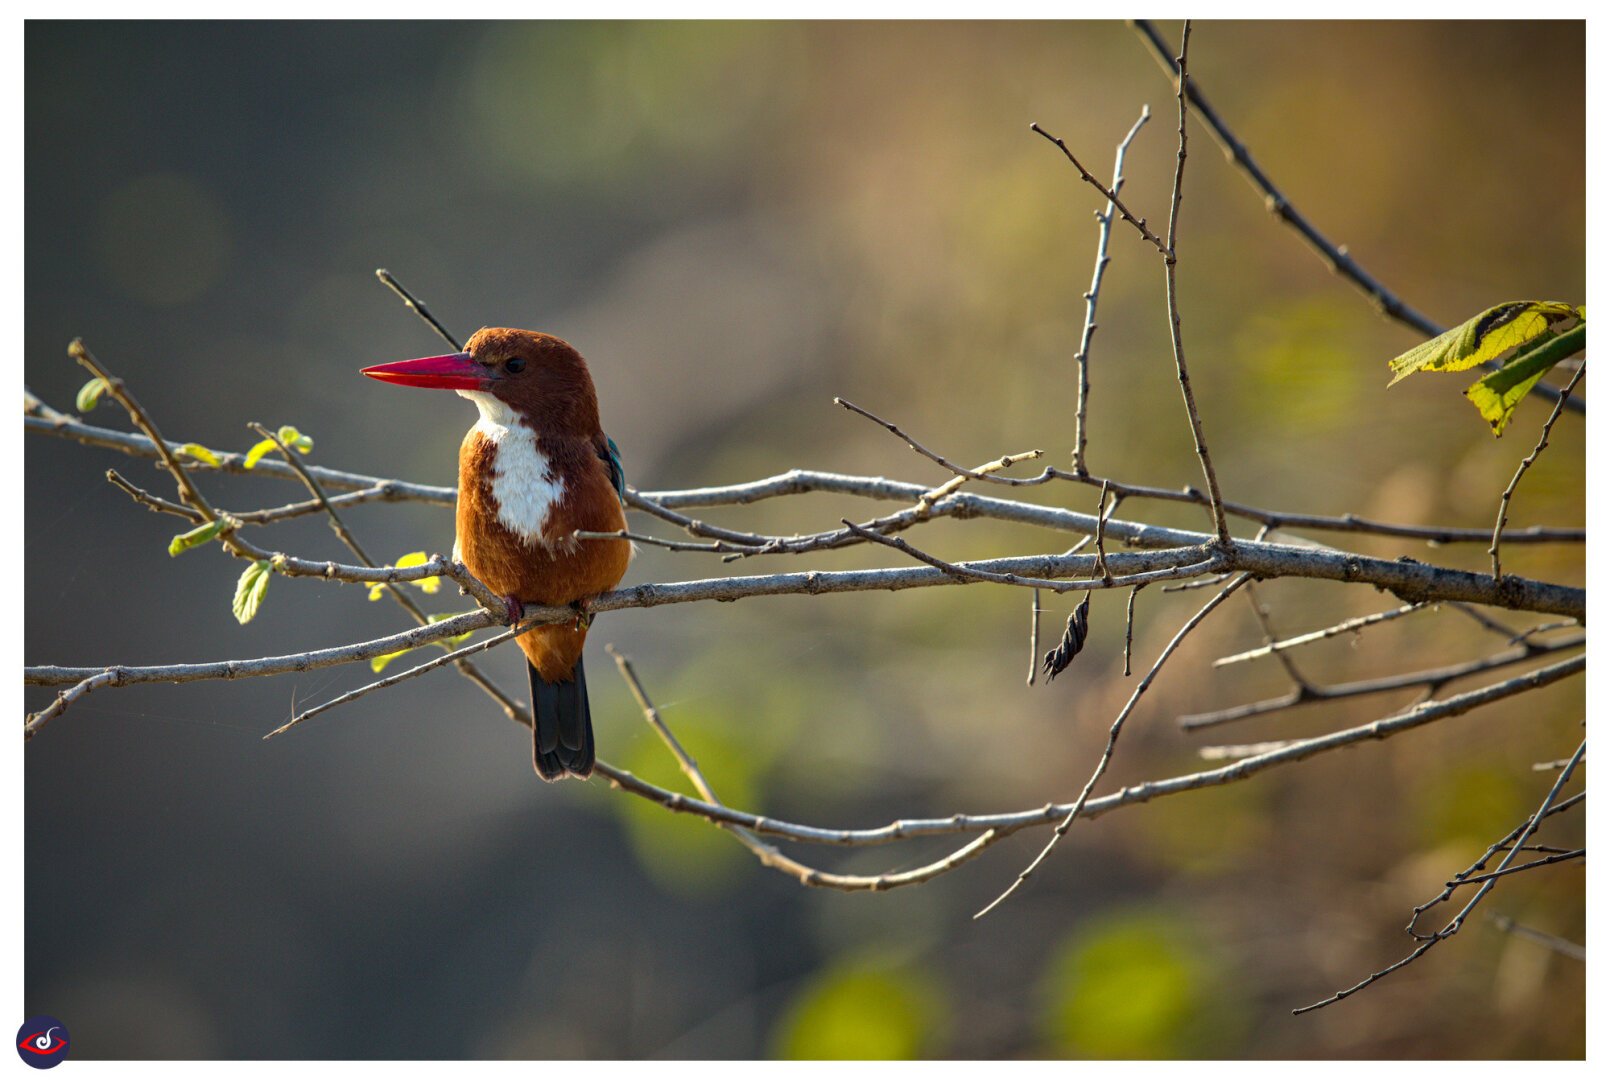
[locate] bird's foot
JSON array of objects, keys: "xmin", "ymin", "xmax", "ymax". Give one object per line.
[
  {"xmin": 503, "ymin": 594, "xmax": 525, "ymax": 625},
  {"xmin": 570, "ymin": 599, "xmax": 594, "ymax": 631}
]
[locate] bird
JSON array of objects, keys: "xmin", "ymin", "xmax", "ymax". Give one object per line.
[{"xmin": 361, "ymin": 328, "xmax": 631, "ymax": 781}]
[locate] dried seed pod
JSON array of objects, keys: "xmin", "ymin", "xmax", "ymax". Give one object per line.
[{"xmin": 1042, "ymin": 594, "xmax": 1091, "ymax": 681}]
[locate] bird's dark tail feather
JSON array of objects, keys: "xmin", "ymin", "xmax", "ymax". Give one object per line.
[{"xmin": 530, "ymin": 655, "xmax": 595, "ymax": 782}]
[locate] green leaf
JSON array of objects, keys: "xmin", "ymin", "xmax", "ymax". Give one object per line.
[
  {"xmin": 277, "ymin": 425, "xmax": 314, "ymax": 454},
  {"xmin": 1387, "ymin": 301, "xmax": 1578, "ymax": 385},
  {"xmin": 177, "ymin": 443, "xmax": 221, "ymax": 467},
  {"xmin": 1464, "ymin": 322, "xmax": 1586, "ymax": 436},
  {"xmin": 367, "ymin": 552, "xmax": 441, "ymax": 600},
  {"xmin": 370, "ymin": 648, "xmax": 412, "ymax": 673},
  {"xmin": 242, "ymin": 438, "xmax": 277, "ymax": 469},
  {"xmin": 396, "ymin": 551, "xmax": 440, "ymax": 594},
  {"xmin": 168, "ymin": 519, "xmax": 225, "ymax": 556},
  {"xmin": 76, "ymin": 377, "xmax": 109, "ymax": 413},
  {"xmin": 232, "ymin": 560, "xmax": 272, "ymax": 624}
]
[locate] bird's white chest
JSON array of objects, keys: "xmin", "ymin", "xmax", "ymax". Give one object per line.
[{"xmin": 462, "ymin": 391, "xmax": 564, "ymax": 545}]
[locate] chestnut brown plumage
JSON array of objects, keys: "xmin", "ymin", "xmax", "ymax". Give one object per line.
[{"xmin": 363, "ymin": 328, "xmax": 631, "ymax": 780}]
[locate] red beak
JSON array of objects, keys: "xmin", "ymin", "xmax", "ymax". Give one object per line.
[{"xmin": 361, "ymin": 351, "xmax": 486, "ymax": 391}]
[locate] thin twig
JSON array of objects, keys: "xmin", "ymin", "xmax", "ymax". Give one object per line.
[
  {"xmin": 1159, "ymin": 22, "xmax": 1230, "ymax": 546},
  {"xmin": 375, "ymin": 268, "xmax": 462, "ymax": 351},
  {"xmin": 835, "ymin": 397, "xmax": 1046, "ymax": 485},
  {"xmin": 1072, "ymin": 105, "xmax": 1150, "ymax": 475},
  {"xmin": 1490, "ymin": 365, "xmax": 1586, "ymax": 579},
  {"xmin": 1294, "ymin": 740, "xmax": 1586, "ymax": 1015},
  {"xmin": 838, "ymin": 520, "xmax": 1224, "ymax": 594},
  {"xmin": 1179, "ymin": 633, "xmax": 1583, "ymax": 731},
  {"xmin": 263, "ymin": 618, "xmax": 546, "ymax": 738},
  {"xmin": 975, "ymin": 572, "xmax": 1252, "ymax": 918},
  {"xmin": 1214, "ymin": 603, "xmax": 1427, "ymax": 668},
  {"xmin": 1093, "ymin": 480, "xmax": 1116, "ymax": 584},
  {"xmin": 1030, "ymin": 122, "xmax": 1170, "ymax": 255},
  {"xmin": 1123, "ymin": 585, "xmax": 1141, "ymax": 676},
  {"xmin": 1486, "ymin": 914, "xmax": 1586, "ymax": 962},
  {"xmin": 1447, "ymin": 849, "xmax": 1583, "ymax": 887},
  {"xmin": 1027, "ymin": 589, "xmax": 1042, "ymax": 686},
  {"xmin": 1242, "ymin": 582, "xmax": 1313, "ymax": 691}
]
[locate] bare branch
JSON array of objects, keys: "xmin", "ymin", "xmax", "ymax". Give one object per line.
[
  {"xmin": 1072, "ymin": 105, "xmax": 1150, "ymax": 475},
  {"xmin": 1213, "ymin": 603, "xmax": 1427, "ymax": 668},
  {"xmin": 28, "ymin": 408, "xmax": 1585, "ymax": 548},
  {"xmin": 24, "ymin": 607, "xmax": 503, "ymax": 737},
  {"xmin": 1447, "ymin": 848, "xmax": 1583, "ymax": 887},
  {"xmin": 1179, "ymin": 633, "xmax": 1584, "ymax": 731},
  {"xmin": 1295, "ymin": 739, "xmax": 1586, "ymax": 1015},
  {"xmin": 1030, "ymin": 122, "xmax": 1170, "ymax": 255},
  {"xmin": 1160, "ymin": 22, "xmax": 1230, "ymax": 546},
  {"xmin": 375, "ymin": 268, "xmax": 462, "ymax": 351},
  {"xmin": 835, "ymin": 397, "xmax": 1046, "ymax": 485},
  {"xmin": 1486, "ymin": 914, "xmax": 1586, "ymax": 961},
  {"xmin": 1027, "ymin": 589, "xmax": 1043, "ymax": 686}
]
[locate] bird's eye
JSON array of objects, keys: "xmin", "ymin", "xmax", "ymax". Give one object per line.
[{"xmin": 504, "ymin": 357, "xmax": 526, "ymax": 374}]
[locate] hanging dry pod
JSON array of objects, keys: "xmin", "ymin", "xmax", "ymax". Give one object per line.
[{"xmin": 1042, "ymin": 592, "xmax": 1091, "ymax": 681}]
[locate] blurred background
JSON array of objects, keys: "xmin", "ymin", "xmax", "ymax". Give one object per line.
[{"xmin": 25, "ymin": 20, "xmax": 1584, "ymax": 1059}]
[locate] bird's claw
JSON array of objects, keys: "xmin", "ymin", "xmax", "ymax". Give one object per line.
[
  {"xmin": 570, "ymin": 599, "xmax": 594, "ymax": 631},
  {"xmin": 503, "ymin": 594, "xmax": 525, "ymax": 625}
]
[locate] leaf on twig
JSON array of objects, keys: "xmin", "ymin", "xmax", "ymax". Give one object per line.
[
  {"xmin": 1042, "ymin": 594, "xmax": 1091, "ymax": 682},
  {"xmin": 242, "ymin": 425, "xmax": 315, "ymax": 470},
  {"xmin": 1464, "ymin": 323, "xmax": 1586, "ymax": 435},
  {"xmin": 76, "ymin": 377, "xmax": 109, "ymax": 413},
  {"xmin": 242, "ymin": 438, "xmax": 277, "ymax": 470},
  {"xmin": 370, "ymin": 648, "xmax": 410, "ymax": 673},
  {"xmin": 277, "ymin": 425, "xmax": 314, "ymax": 454},
  {"xmin": 371, "ymin": 615, "xmax": 479, "ymax": 672},
  {"xmin": 232, "ymin": 560, "xmax": 272, "ymax": 624},
  {"xmin": 1387, "ymin": 301, "xmax": 1585, "ymax": 435},
  {"xmin": 177, "ymin": 443, "xmax": 221, "ymax": 467},
  {"xmin": 367, "ymin": 551, "xmax": 440, "ymax": 600},
  {"xmin": 167, "ymin": 519, "xmax": 225, "ymax": 557}
]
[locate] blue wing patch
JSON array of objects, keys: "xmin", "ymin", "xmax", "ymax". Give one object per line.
[{"xmin": 601, "ymin": 434, "xmax": 627, "ymax": 506}]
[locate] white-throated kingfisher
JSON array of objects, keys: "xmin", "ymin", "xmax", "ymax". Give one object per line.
[{"xmin": 361, "ymin": 328, "xmax": 631, "ymax": 781}]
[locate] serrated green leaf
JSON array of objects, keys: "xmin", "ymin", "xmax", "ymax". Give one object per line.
[
  {"xmin": 232, "ymin": 560, "xmax": 272, "ymax": 624},
  {"xmin": 76, "ymin": 377, "xmax": 109, "ymax": 413},
  {"xmin": 178, "ymin": 443, "xmax": 221, "ymax": 467},
  {"xmin": 242, "ymin": 438, "xmax": 277, "ymax": 469},
  {"xmin": 1464, "ymin": 322, "xmax": 1587, "ymax": 436},
  {"xmin": 1388, "ymin": 301, "xmax": 1578, "ymax": 386},
  {"xmin": 168, "ymin": 519, "xmax": 225, "ymax": 556}
]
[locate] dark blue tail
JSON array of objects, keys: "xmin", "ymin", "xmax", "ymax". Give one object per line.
[{"xmin": 529, "ymin": 654, "xmax": 595, "ymax": 781}]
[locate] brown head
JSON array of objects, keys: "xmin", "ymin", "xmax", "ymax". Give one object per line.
[{"xmin": 362, "ymin": 327, "xmax": 602, "ymax": 438}]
